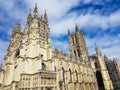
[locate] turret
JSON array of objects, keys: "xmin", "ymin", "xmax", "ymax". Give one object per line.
[
  {"xmin": 27, "ymin": 10, "xmax": 32, "ymax": 24},
  {"xmin": 17, "ymin": 20, "xmax": 21, "ymax": 31},
  {"xmin": 75, "ymin": 24, "xmax": 80, "ymax": 40},
  {"xmin": 95, "ymin": 43, "xmax": 102, "ymax": 56},
  {"xmin": 12, "ymin": 21, "xmax": 21, "ymax": 37},
  {"xmin": 33, "ymin": 3, "xmax": 38, "ymax": 18},
  {"xmin": 68, "ymin": 29, "xmax": 70, "ymax": 36},
  {"xmin": 75, "ymin": 24, "xmax": 79, "ymax": 32}
]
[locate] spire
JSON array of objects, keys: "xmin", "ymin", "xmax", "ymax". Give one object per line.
[
  {"xmin": 75, "ymin": 24, "xmax": 79, "ymax": 32},
  {"xmin": 95, "ymin": 43, "xmax": 99, "ymax": 56},
  {"xmin": 13, "ymin": 20, "xmax": 21, "ymax": 32},
  {"xmin": 27, "ymin": 9, "xmax": 32, "ymax": 23},
  {"xmin": 44, "ymin": 9, "xmax": 47, "ymax": 19},
  {"xmin": 44, "ymin": 9, "xmax": 48, "ymax": 23},
  {"xmin": 12, "ymin": 21, "xmax": 21, "ymax": 37},
  {"xmin": 95, "ymin": 43, "xmax": 102, "ymax": 56},
  {"xmin": 80, "ymin": 28, "xmax": 84, "ymax": 36},
  {"xmin": 33, "ymin": 3, "xmax": 38, "ymax": 18},
  {"xmin": 28, "ymin": 9, "xmax": 32, "ymax": 16},
  {"xmin": 17, "ymin": 20, "xmax": 21, "ymax": 32},
  {"xmin": 68, "ymin": 29, "xmax": 70, "ymax": 35},
  {"xmin": 95, "ymin": 43, "xmax": 99, "ymax": 52}
]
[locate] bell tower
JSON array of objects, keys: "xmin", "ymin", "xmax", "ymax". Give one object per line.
[{"xmin": 68, "ymin": 25, "xmax": 88, "ymax": 61}]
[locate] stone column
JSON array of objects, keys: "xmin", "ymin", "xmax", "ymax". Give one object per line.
[
  {"xmin": 22, "ymin": 55, "xmax": 28, "ymax": 73},
  {"xmin": 76, "ymin": 83, "xmax": 80, "ymax": 90},
  {"xmin": 38, "ymin": 73, "xmax": 41, "ymax": 90},
  {"xmin": 73, "ymin": 83, "xmax": 76, "ymax": 90},
  {"xmin": 79, "ymin": 83, "xmax": 81, "ymax": 90},
  {"xmin": 93, "ymin": 83, "xmax": 97, "ymax": 90},
  {"xmin": 38, "ymin": 54, "xmax": 42, "ymax": 70},
  {"xmin": 86, "ymin": 84, "xmax": 89, "ymax": 90},
  {"xmin": 88, "ymin": 83, "xmax": 91, "ymax": 90},
  {"xmin": 43, "ymin": 87, "xmax": 45, "ymax": 90},
  {"xmin": 61, "ymin": 68, "xmax": 64, "ymax": 80},
  {"xmin": 81, "ymin": 83, "xmax": 85, "ymax": 90},
  {"xmin": 91, "ymin": 83, "xmax": 95, "ymax": 90},
  {"xmin": 0, "ymin": 70, "xmax": 4, "ymax": 85},
  {"xmin": 89, "ymin": 83, "xmax": 92, "ymax": 90},
  {"xmin": 51, "ymin": 59, "xmax": 55, "ymax": 71},
  {"xmin": 53, "ymin": 87, "xmax": 56, "ymax": 90},
  {"xmin": 12, "ymin": 82, "xmax": 16, "ymax": 90},
  {"xmin": 37, "ymin": 41, "xmax": 40, "ymax": 56},
  {"xmin": 83, "ymin": 83, "xmax": 86, "ymax": 90}
]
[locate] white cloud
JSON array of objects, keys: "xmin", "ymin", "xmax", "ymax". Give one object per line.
[
  {"xmin": 24, "ymin": 0, "xmax": 80, "ymax": 20},
  {"xmin": 50, "ymin": 9, "xmax": 120, "ymax": 37},
  {"xmin": 83, "ymin": 0, "xmax": 92, "ymax": 4},
  {"xmin": 1, "ymin": 0, "xmax": 119, "ymax": 37},
  {"xmin": 0, "ymin": 0, "xmax": 120, "ymax": 63},
  {"xmin": 86, "ymin": 34, "xmax": 120, "ymax": 60},
  {"xmin": 103, "ymin": 45, "xmax": 120, "ymax": 59},
  {"xmin": 0, "ymin": 0, "xmax": 26, "ymax": 20},
  {"xmin": 0, "ymin": 0, "xmax": 27, "ymax": 36},
  {"xmin": 51, "ymin": 39, "xmax": 70, "ymax": 53}
]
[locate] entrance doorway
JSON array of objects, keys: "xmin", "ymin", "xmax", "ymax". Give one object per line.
[
  {"xmin": 96, "ymin": 71, "xmax": 105, "ymax": 90},
  {"xmin": 46, "ymin": 87, "xmax": 52, "ymax": 90}
]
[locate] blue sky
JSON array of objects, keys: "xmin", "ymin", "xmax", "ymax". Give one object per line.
[{"xmin": 0, "ymin": 0, "xmax": 120, "ymax": 64}]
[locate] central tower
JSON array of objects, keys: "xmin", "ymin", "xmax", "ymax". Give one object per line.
[
  {"xmin": 0, "ymin": 3, "xmax": 53, "ymax": 86},
  {"xmin": 18, "ymin": 3, "xmax": 52, "ymax": 74},
  {"xmin": 20, "ymin": 3, "xmax": 51, "ymax": 59}
]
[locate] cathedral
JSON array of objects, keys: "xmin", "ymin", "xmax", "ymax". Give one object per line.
[{"xmin": 0, "ymin": 3, "xmax": 119, "ymax": 90}]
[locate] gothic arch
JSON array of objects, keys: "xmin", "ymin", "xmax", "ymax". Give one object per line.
[
  {"xmin": 54, "ymin": 66, "xmax": 56, "ymax": 71},
  {"xmin": 46, "ymin": 88, "xmax": 52, "ymax": 90},
  {"xmin": 75, "ymin": 70, "xmax": 78, "ymax": 81},
  {"xmin": 15, "ymin": 49, "xmax": 20, "ymax": 58},
  {"xmin": 69, "ymin": 68, "xmax": 72, "ymax": 81},
  {"xmin": 72, "ymin": 37, "xmax": 75, "ymax": 44},
  {"xmin": 42, "ymin": 62, "xmax": 46, "ymax": 70},
  {"xmin": 95, "ymin": 62, "xmax": 99, "ymax": 68},
  {"xmin": 96, "ymin": 71, "xmax": 105, "ymax": 90}
]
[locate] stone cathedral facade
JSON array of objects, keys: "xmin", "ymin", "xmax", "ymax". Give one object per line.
[{"xmin": 0, "ymin": 4, "xmax": 116, "ymax": 90}]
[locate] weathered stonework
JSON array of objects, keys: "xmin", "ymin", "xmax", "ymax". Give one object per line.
[
  {"xmin": 89, "ymin": 45, "xmax": 114, "ymax": 90},
  {"xmin": 0, "ymin": 3, "xmax": 119, "ymax": 90}
]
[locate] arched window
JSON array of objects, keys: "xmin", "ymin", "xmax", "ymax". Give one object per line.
[
  {"xmin": 41, "ymin": 54, "xmax": 43, "ymax": 59},
  {"xmin": 75, "ymin": 36, "xmax": 77, "ymax": 43},
  {"xmin": 77, "ymin": 49, "xmax": 80, "ymax": 57},
  {"xmin": 69, "ymin": 68, "xmax": 72, "ymax": 81},
  {"xmin": 15, "ymin": 49, "xmax": 20, "ymax": 57},
  {"xmin": 15, "ymin": 85, "xmax": 18, "ymax": 90},
  {"xmin": 74, "ymin": 50, "xmax": 76, "ymax": 56},
  {"xmin": 72, "ymin": 37, "xmax": 75, "ymax": 44},
  {"xmin": 75, "ymin": 70, "xmax": 78, "ymax": 81},
  {"xmin": 95, "ymin": 62, "xmax": 98, "ymax": 68},
  {"xmin": 96, "ymin": 71, "xmax": 105, "ymax": 89},
  {"xmin": 54, "ymin": 66, "xmax": 56, "ymax": 71},
  {"xmin": 47, "ymin": 88, "xmax": 52, "ymax": 90},
  {"xmin": 61, "ymin": 67, "xmax": 64, "ymax": 80},
  {"xmin": 42, "ymin": 63, "xmax": 46, "ymax": 70}
]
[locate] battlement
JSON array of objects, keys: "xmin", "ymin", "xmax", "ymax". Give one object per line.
[{"xmin": 52, "ymin": 48, "xmax": 89, "ymax": 65}]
